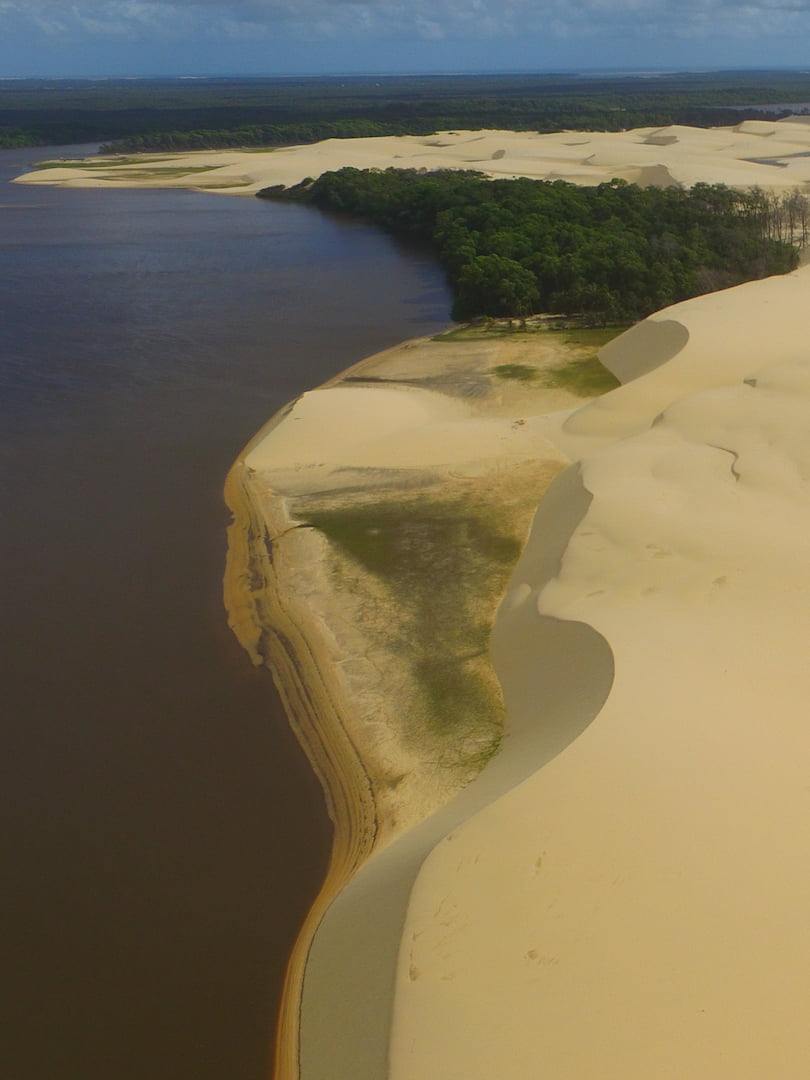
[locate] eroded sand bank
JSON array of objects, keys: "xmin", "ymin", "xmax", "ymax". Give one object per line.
[{"xmin": 15, "ymin": 116, "xmax": 810, "ymax": 196}]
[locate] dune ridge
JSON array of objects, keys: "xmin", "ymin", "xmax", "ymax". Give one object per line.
[
  {"xmin": 230, "ymin": 263, "xmax": 810, "ymax": 1079},
  {"xmin": 15, "ymin": 117, "xmax": 810, "ymax": 196},
  {"xmin": 389, "ymin": 264, "xmax": 810, "ymax": 1079}
]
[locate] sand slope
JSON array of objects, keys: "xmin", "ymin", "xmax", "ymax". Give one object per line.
[
  {"xmin": 15, "ymin": 117, "xmax": 810, "ymax": 195},
  {"xmin": 388, "ymin": 264, "xmax": 810, "ymax": 1078}
]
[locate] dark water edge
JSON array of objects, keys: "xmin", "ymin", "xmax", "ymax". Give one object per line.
[{"xmin": 0, "ymin": 147, "xmax": 452, "ymax": 1080}]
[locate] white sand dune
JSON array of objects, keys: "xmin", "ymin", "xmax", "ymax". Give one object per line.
[
  {"xmin": 236, "ymin": 264, "xmax": 810, "ymax": 1080},
  {"xmin": 387, "ymin": 263, "xmax": 810, "ymax": 1079},
  {"xmin": 239, "ymin": 264, "xmax": 810, "ymax": 1080},
  {"xmin": 14, "ymin": 117, "xmax": 810, "ymax": 195}
]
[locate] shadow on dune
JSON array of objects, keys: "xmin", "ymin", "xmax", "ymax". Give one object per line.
[
  {"xmin": 297, "ymin": 464, "xmax": 615, "ymax": 1080},
  {"xmin": 598, "ymin": 317, "xmax": 689, "ymax": 384}
]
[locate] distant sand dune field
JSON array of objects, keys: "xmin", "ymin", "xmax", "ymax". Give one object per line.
[{"xmin": 15, "ymin": 117, "xmax": 810, "ymax": 196}]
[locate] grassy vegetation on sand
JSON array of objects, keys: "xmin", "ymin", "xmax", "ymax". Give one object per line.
[{"xmin": 300, "ymin": 494, "xmax": 525, "ymax": 772}]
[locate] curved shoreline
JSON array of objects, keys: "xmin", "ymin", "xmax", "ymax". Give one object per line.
[
  {"xmin": 223, "ymin": 325, "xmax": 609, "ymax": 1076},
  {"xmin": 224, "ymin": 444, "xmax": 381, "ymax": 1080}
]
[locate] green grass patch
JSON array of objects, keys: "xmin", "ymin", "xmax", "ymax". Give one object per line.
[
  {"xmin": 302, "ymin": 497, "xmax": 522, "ymax": 765},
  {"xmin": 304, "ymin": 503, "xmax": 521, "ymax": 581},
  {"xmin": 34, "ymin": 155, "xmax": 173, "ymax": 169},
  {"xmin": 32, "ymin": 158, "xmax": 223, "ymax": 180},
  {"xmin": 434, "ymin": 320, "xmax": 628, "ymax": 346},
  {"xmin": 542, "ymin": 354, "xmax": 621, "ymax": 396},
  {"xmin": 101, "ymin": 165, "xmax": 221, "ymax": 179},
  {"xmin": 492, "ymin": 363, "xmax": 539, "ymax": 382},
  {"xmin": 560, "ymin": 326, "xmax": 627, "ymax": 348}
]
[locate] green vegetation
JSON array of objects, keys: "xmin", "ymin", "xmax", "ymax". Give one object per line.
[
  {"xmin": 302, "ymin": 497, "xmax": 523, "ymax": 764},
  {"xmin": 32, "ymin": 155, "xmax": 173, "ymax": 169},
  {"xmin": 542, "ymin": 354, "xmax": 621, "ymax": 396},
  {"xmin": 493, "ymin": 363, "xmax": 540, "ymax": 381},
  {"xmin": 6, "ymin": 71, "xmax": 810, "ymax": 151},
  {"xmin": 562, "ymin": 326, "xmax": 626, "ymax": 349},
  {"xmin": 433, "ymin": 322, "xmax": 529, "ymax": 342},
  {"xmin": 97, "ymin": 165, "xmax": 221, "ymax": 179},
  {"xmin": 489, "ymin": 328, "xmax": 622, "ymax": 392},
  {"xmin": 545, "ymin": 327, "xmax": 624, "ymax": 394},
  {"xmin": 266, "ymin": 167, "xmax": 801, "ymax": 323},
  {"xmin": 304, "ymin": 502, "xmax": 521, "ymax": 589}
]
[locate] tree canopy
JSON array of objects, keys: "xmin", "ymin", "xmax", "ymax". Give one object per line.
[
  {"xmin": 6, "ymin": 71, "xmax": 810, "ymax": 151},
  {"xmin": 262, "ymin": 168, "xmax": 801, "ymax": 323}
]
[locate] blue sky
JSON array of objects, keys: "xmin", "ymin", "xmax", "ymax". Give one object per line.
[{"xmin": 2, "ymin": 0, "xmax": 810, "ymax": 78}]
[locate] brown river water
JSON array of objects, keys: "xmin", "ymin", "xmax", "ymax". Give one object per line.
[{"xmin": 0, "ymin": 145, "xmax": 451, "ymax": 1080}]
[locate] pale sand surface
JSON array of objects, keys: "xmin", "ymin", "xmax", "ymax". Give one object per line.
[
  {"xmin": 233, "ymin": 264, "xmax": 810, "ymax": 1076},
  {"xmin": 388, "ymin": 264, "xmax": 810, "ymax": 1078},
  {"xmin": 231, "ymin": 263, "xmax": 810, "ymax": 1080},
  {"xmin": 223, "ymin": 327, "xmax": 611, "ymax": 1079},
  {"xmin": 15, "ymin": 116, "xmax": 810, "ymax": 195},
  {"xmin": 229, "ymin": 328, "xmax": 600, "ymax": 850}
]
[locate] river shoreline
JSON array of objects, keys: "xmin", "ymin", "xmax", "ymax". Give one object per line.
[
  {"xmin": 223, "ymin": 324, "xmax": 615, "ymax": 1077},
  {"xmin": 0, "ymin": 145, "xmax": 452, "ymax": 1080}
]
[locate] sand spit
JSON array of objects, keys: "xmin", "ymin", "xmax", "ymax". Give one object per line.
[
  {"xmin": 14, "ymin": 117, "xmax": 810, "ymax": 195},
  {"xmin": 229, "ymin": 261, "xmax": 810, "ymax": 1080},
  {"xmin": 223, "ymin": 326, "xmax": 614, "ymax": 1078}
]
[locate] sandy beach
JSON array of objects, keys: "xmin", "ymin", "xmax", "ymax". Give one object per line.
[
  {"xmin": 14, "ymin": 116, "xmax": 810, "ymax": 196},
  {"xmin": 23, "ymin": 127, "xmax": 810, "ymax": 1076}
]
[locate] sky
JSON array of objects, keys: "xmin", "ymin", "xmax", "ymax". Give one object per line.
[{"xmin": 2, "ymin": 0, "xmax": 810, "ymax": 78}]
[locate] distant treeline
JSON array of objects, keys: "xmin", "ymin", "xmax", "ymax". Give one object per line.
[
  {"xmin": 97, "ymin": 106, "xmax": 791, "ymax": 154},
  {"xmin": 4, "ymin": 71, "xmax": 810, "ymax": 150},
  {"xmin": 261, "ymin": 168, "xmax": 802, "ymax": 323},
  {"xmin": 100, "ymin": 118, "xmax": 418, "ymax": 152}
]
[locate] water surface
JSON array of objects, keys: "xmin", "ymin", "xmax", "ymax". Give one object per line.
[{"xmin": 0, "ymin": 146, "xmax": 451, "ymax": 1080}]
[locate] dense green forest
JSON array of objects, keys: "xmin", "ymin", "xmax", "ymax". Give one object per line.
[
  {"xmin": 3, "ymin": 71, "xmax": 810, "ymax": 150},
  {"xmin": 261, "ymin": 168, "xmax": 802, "ymax": 322},
  {"xmin": 6, "ymin": 73, "xmax": 804, "ymax": 325}
]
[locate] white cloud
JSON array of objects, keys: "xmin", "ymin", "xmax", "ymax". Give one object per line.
[
  {"xmin": 415, "ymin": 14, "xmax": 445, "ymax": 37},
  {"xmin": 5, "ymin": 0, "xmax": 810, "ymax": 45}
]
